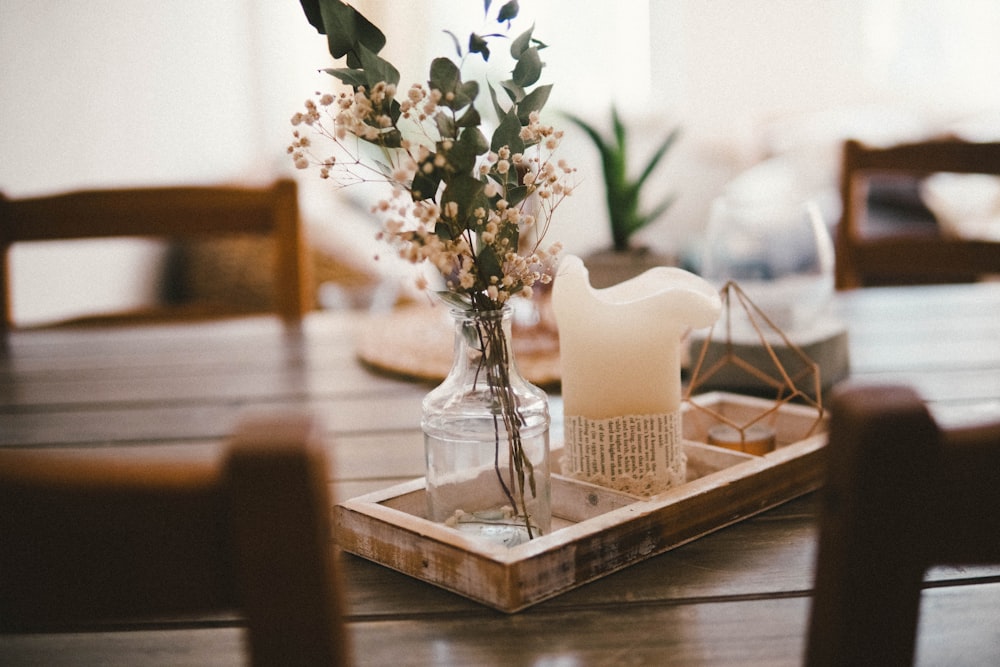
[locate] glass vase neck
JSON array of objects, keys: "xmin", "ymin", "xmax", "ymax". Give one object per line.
[{"xmin": 446, "ymin": 306, "xmax": 520, "ymax": 384}]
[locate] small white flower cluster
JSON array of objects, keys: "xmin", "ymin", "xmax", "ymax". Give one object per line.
[
  {"xmin": 289, "ymin": 80, "xmax": 575, "ymax": 309},
  {"xmin": 289, "ymin": 82, "xmax": 446, "ymax": 182}
]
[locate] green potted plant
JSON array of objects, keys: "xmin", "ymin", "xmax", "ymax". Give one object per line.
[{"xmin": 564, "ymin": 106, "xmax": 680, "ymax": 286}]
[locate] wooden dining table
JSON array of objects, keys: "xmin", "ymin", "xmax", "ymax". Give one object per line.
[{"xmin": 2, "ymin": 282, "xmax": 999, "ymax": 666}]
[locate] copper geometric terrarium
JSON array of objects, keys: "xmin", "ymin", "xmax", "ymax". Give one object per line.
[{"xmin": 684, "ymin": 281, "xmax": 825, "ymax": 453}]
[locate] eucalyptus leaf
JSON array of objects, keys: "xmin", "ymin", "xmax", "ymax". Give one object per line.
[
  {"xmin": 491, "ymin": 110, "xmax": 525, "ymax": 154},
  {"xmin": 468, "ymin": 33, "xmax": 490, "ymax": 60},
  {"xmin": 434, "ymin": 221, "xmax": 455, "ymax": 241},
  {"xmin": 496, "ymin": 0, "xmax": 519, "ymax": 23},
  {"xmin": 510, "ymin": 24, "xmax": 534, "ymax": 58},
  {"xmin": 387, "ymin": 96, "xmax": 403, "ymax": 125},
  {"xmin": 504, "ymin": 184, "xmax": 529, "ymax": 208},
  {"xmin": 511, "ymin": 46, "xmax": 542, "ymax": 87},
  {"xmin": 456, "ymin": 105, "xmax": 482, "ymax": 129},
  {"xmin": 429, "ymin": 57, "xmax": 461, "ymax": 95},
  {"xmin": 442, "ymin": 173, "xmax": 486, "ymax": 222},
  {"xmin": 443, "ymin": 30, "xmax": 463, "ymax": 59},
  {"xmin": 448, "ymin": 127, "xmax": 487, "ymax": 174},
  {"xmin": 309, "ymin": 0, "xmax": 386, "ymax": 61},
  {"xmin": 489, "ymin": 160, "xmax": 520, "ymax": 191},
  {"xmin": 460, "ymin": 126, "xmax": 490, "ymax": 157},
  {"xmin": 435, "ymin": 111, "xmax": 457, "ymax": 141},
  {"xmin": 497, "ymin": 219, "xmax": 519, "ymax": 249},
  {"xmin": 323, "ymin": 67, "xmax": 367, "ymax": 89},
  {"xmin": 379, "ymin": 126, "xmax": 403, "ymax": 149},
  {"xmin": 487, "ymin": 82, "xmax": 507, "ymax": 123},
  {"xmin": 299, "ymin": 0, "xmax": 324, "ymax": 33},
  {"xmin": 499, "ymin": 79, "xmax": 524, "ymax": 104},
  {"xmin": 411, "ymin": 160, "xmax": 442, "ymax": 201},
  {"xmin": 475, "ymin": 245, "xmax": 503, "ymax": 284},
  {"xmin": 357, "ymin": 41, "xmax": 400, "ymax": 87},
  {"xmin": 517, "ymin": 84, "xmax": 551, "ymax": 122},
  {"xmin": 457, "ymin": 81, "xmax": 480, "ymax": 108},
  {"xmin": 437, "ymin": 289, "xmax": 473, "ymax": 311},
  {"xmin": 467, "ymin": 189, "xmax": 492, "ymax": 229}
]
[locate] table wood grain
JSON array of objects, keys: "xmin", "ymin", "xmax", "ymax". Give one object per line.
[{"xmin": 2, "ymin": 283, "xmax": 999, "ymax": 666}]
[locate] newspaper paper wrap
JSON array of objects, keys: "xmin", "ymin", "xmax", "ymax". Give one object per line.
[{"xmin": 562, "ymin": 411, "xmax": 686, "ymax": 496}]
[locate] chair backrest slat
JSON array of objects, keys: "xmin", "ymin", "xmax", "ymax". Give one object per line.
[
  {"xmin": 0, "ymin": 179, "xmax": 311, "ymax": 338},
  {"xmin": 836, "ymin": 138, "xmax": 1000, "ymax": 288},
  {"xmin": 806, "ymin": 383, "xmax": 1000, "ymax": 666},
  {"xmin": 0, "ymin": 413, "xmax": 349, "ymax": 667}
]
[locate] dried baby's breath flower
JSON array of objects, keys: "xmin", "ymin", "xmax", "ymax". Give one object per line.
[{"xmin": 289, "ymin": 0, "xmax": 577, "ymax": 314}]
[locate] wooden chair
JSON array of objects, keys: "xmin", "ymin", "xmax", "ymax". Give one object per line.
[
  {"xmin": 0, "ymin": 413, "xmax": 350, "ymax": 667},
  {"xmin": 835, "ymin": 138, "xmax": 1000, "ymax": 288},
  {"xmin": 0, "ymin": 178, "xmax": 312, "ymax": 339},
  {"xmin": 805, "ymin": 383, "xmax": 1000, "ymax": 666}
]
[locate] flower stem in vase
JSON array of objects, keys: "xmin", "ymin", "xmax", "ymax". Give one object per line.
[{"xmin": 423, "ymin": 307, "xmax": 551, "ymax": 547}]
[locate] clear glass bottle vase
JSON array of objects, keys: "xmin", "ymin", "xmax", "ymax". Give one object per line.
[{"xmin": 422, "ymin": 306, "xmax": 552, "ymax": 547}]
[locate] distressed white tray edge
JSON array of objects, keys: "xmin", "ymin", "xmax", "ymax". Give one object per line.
[{"xmin": 333, "ymin": 392, "xmax": 829, "ymax": 612}]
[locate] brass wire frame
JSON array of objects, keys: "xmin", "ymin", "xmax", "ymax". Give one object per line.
[{"xmin": 684, "ymin": 281, "xmax": 825, "ymax": 448}]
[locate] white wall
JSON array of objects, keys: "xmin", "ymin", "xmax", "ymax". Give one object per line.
[{"xmin": 0, "ymin": 1, "xmax": 336, "ymax": 193}]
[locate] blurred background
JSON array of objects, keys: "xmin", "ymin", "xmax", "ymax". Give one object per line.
[{"xmin": 3, "ymin": 0, "xmax": 999, "ymax": 324}]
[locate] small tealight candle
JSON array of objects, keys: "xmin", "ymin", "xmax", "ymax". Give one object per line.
[
  {"xmin": 707, "ymin": 423, "xmax": 777, "ymax": 456},
  {"xmin": 552, "ymin": 255, "xmax": 722, "ymax": 495}
]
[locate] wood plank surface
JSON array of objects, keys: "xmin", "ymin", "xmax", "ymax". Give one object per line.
[
  {"xmin": 2, "ymin": 282, "xmax": 999, "ymax": 665},
  {"xmin": 2, "ymin": 583, "xmax": 997, "ymax": 667}
]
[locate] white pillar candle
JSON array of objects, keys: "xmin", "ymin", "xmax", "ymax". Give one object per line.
[
  {"xmin": 551, "ymin": 255, "xmax": 722, "ymax": 495},
  {"xmin": 553, "ymin": 255, "xmax": 722, "ymax": 418}
]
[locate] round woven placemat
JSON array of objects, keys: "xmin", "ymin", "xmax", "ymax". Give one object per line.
[{"xmin": 356, "ymin": 306, "xmax": 562, "ymax": 388}]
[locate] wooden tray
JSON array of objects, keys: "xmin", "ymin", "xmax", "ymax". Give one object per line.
[{"xmin": 332, "ymin": 392, "xmax": 828, "ymax": 613}]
